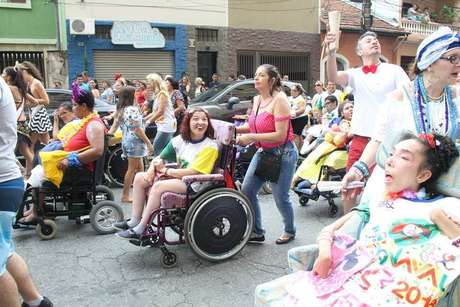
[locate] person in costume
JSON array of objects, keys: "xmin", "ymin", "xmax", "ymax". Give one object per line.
[
  {"xmin": 114, "ymin": 108, "xmax": 218, "ymax": 240},
  {"xmin": 284, "ymin": 26, "xmax": 460, "ymax": 307},
  {"xmin": 255, "ymin": 133, "xmax": 460, "ymax": 306},
  {"xmin": 325, "ymin": 30, "xmax": 410, "ymax": 213},
  {"xmin": 342, "ymin": 26, "xmax": 460, "ymax": 234},
  {"xmin": 20, "ymin": 83, "xmax": 106, "ymax": 223},
  {"xmin": 292, "ymin": 101, "xmax": 353, "ymax": 188}
]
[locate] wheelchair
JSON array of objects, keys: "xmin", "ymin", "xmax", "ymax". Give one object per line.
[
  {"xmin": 112, "ymin": 120, "xmax": 254, "ymax": 268},
  {"xmin": 105, "ymin": 124, "xmax": 156, "ymax": 187},
  {"xmin": 14, "ymin": 141, "xmax": 124, "ymax": 240},
  {"xmin": 293, "ymin": 148, "xmax": 348, "ymax": 217}
]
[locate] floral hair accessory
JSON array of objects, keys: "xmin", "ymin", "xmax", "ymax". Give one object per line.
[
  {"xmin": 418, "ymin": 133, "xmax": 436, "ymax": 149},
  {"xmin": 71, "ymin": 81, "xmax": 90, "ymax": 102}
]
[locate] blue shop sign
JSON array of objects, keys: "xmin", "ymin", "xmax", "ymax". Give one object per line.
[{"xmin": 111, "ymin": 21, "xmax": 166, "ymax": 48}]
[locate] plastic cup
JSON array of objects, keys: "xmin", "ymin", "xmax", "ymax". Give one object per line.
[{"xmin": 328, "ymin": 11, "xmax": 341, "ymax": 50}]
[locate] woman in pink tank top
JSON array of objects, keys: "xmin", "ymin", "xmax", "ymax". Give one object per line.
[{"xmin": 236, "ymin": 64, "xmax": 298, "ymax": 245}]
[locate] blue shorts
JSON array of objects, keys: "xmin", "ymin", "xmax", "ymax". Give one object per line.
[{"xmin": 0, "ymin": 177, "xmax": 24, "ymax": 275}]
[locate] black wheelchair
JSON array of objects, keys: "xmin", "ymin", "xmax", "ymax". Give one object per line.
[
  {"xmin": 14, "ymin": 143, "xmax": 124, "ymax": 240},
  {"xmin": 105, "ymin": 124, "xmax": 157, "ymax": 187},
  {"xmin": 107, "ymin": 120, "xmax": 254, "ymax": 268},
  {"xmin": 293, "ymin": 149, "xmax": 348, "ymax": 217}
]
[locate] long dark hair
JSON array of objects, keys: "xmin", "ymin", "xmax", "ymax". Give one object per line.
[
  {"xmin": 3, "ymin": 66, "xmax": 27, "ymax": 99},
  {"xmin": 116, "ymin": 86, "xmax": 136, "ymax": 120},
  {"xmin": 179, "ymin": 108, "xmax": 215, "ymax": 142},
  {"xmin": 258, "ymin": 64, "xmax": 282, "ymax": 96},
  {"xmin": 399, "ymin": 133, "xmax": 459, "ymax": 195},
  {"xmin": 18, "ymin": 61, "xmax": 43, "ymax": 82}
]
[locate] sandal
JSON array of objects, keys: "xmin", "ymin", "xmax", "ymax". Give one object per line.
[
  {"xmin": 275, "ymin": 234, "xmax": 295, "ymax": 245},
  {"xmin": 18, "ymin": 215, "xmax": 38, "ymax": 226}
]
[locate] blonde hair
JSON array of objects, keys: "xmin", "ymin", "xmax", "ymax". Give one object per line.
[
  {"xmin": 146, "ymin": 73, "xmax": 166, "ymax": 92},
  {"xmin": 195, "ymin": 77, "xmax": 204, "ymax": 86}
]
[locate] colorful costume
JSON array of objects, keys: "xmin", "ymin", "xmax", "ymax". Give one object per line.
[
  {"xmin": 295, "ymin": 119, "xmax": 350, "ymax": 183},
  {"xmin": 255, "ymin": 196, "xmax": 460, "ymax": 306}
]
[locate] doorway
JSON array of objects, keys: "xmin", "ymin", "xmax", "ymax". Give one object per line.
[{"xmin": 197, "ymin": 51, "xmax": 217, "ymax": 85}]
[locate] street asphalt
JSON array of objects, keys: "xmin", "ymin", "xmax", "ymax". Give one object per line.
[{"xmin": 13, "ymin": 188, "xmax": 341, "ymax": 307}]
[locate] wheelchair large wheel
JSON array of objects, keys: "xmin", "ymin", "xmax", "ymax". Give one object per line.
[
  {"xmin": 95, "ymin": 185, "xmax": 115, "ymax": 202},
  {"xmin": 184, "ymin": 188, "xmax": 254, "ymax": 262},
  {"xmin": 90, "ymin": 200, "xmax": 124, "ymax": 234},
  {"xmin": 106, "ymin": 146, "xmax": 127, "ymax": 187}
]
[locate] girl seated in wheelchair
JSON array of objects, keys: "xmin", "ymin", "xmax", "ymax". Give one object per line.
[
  {"xmin": 255, "ymin": 133, "xmax": 460, "ymax": 306},
  {"xmin": 292, "ymin": 101, "xmax": 353, "ymax": 192},
  {"xmin": 115, "ymin": 108, "xmax": 219, "ymax": 240}
]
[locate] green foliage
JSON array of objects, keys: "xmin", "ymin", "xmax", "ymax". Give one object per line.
[{"xmin": 441, "ymin": 5, "xmax": 457, "ymax": 23}]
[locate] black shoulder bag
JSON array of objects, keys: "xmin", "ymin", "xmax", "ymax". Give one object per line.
[{"xmin": 253, "ymin": 99, "xmax": 290, "ymax": 183}]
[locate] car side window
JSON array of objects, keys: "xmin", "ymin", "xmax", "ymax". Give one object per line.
[
  {"xmin": 221, "ymin": 84, "xmax": 257, "ymax": 104},
  {"xmin": 48, "ymin": 92, "xmax": 71, "ymax": 110}
]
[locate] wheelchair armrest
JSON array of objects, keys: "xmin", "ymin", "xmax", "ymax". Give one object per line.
[{"xmin": 181, "ymin": 174, "xmax": 224, "ymax": 184}]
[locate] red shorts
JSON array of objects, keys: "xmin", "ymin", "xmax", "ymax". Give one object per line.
[{"xmin": 346, "ymin": 135, "xmax": 371, "ymax": 171}]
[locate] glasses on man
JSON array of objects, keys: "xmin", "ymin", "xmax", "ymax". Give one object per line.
[{"xmin": 439, "ymin": 55, "xmax": 460, "ymax": 64}]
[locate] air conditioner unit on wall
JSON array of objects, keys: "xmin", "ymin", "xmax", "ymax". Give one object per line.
[{"xmin": 70, "ymin": 19, "xmax": 95, "ymax": 35}]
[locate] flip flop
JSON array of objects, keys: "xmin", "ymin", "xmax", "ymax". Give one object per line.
[{"xmin": 275, "ymin": 234, "xmax": 295, "ymax": 245}]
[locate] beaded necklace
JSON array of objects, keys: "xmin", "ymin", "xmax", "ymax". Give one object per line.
[{"xmin": 411, "ymin": 75, "xmax": 457, "ymax": 138}]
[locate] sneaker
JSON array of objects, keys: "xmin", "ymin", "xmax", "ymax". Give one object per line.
[
  {"xmin": 22, "ymin": 296, "xmax": 53, "ymax": 307},
  {"xmin": 115, "ymin": 229, "xmax": 140, "ymax": 240},
  {"xmin": 248, "ymin": 232, "xmax": 265, "ymax": 244},
  {"xmin": 113, "ymin": 219, "xmax": 130, "ymax": 230}
]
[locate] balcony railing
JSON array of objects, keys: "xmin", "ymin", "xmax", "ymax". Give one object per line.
[{"xmin": 401, "ymin": 19, "xmax": 460, "ymax": 35}]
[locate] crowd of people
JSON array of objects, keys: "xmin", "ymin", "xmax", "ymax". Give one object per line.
[{"xmin": 1, "ymin": 24, "xmax": 460, "ymax": 306}]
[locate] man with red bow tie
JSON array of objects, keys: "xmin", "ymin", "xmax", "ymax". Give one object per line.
[{"xmin": 325, "ymin": 31, "xmax": 410, "ymax": 213}]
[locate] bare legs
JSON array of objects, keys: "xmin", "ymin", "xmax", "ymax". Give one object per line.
[
  {"xmin": 29, "ymin": 132, "xmax": 49, "ymax": 154},
  {"xmin": 131, "ymin": 172, "xmax": 187, "ymax": 227},
  {"xmin": 0, "ymin": 253, "xmax": 42, "ymax": 307},
  {"xmin": 122, "ymin": 158, "xmax": 144, "ymax": 203},
  {"xmin": 18, "ymin": 142, "xmax": 33, "ymax": 177}
]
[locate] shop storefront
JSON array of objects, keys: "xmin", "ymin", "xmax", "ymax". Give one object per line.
[{"xmin": 67, "ymin": 20, "xmax": 187, "ymax": 84}]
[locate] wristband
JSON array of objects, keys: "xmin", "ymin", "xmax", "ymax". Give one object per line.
[
  {"xmin": 452, "ymin": 236, "xmax": 460, "ymax": 247},
  {"xmin": 165, "ymin": 168, "xmax": 169, "ymax": 176},
  {"xmin": 352, "ymin": 161, "xmax": 370, "ymax": 179},
  {"xmin": 67, "ymin": 152, "xmax": 82, "ymax": 168}
]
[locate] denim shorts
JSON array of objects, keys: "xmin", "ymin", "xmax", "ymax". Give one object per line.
[
  {"xmin": 122, "ymin": 138, "xmax": 147, "ymax": 158},
  {"xmin": 0, "ymin": 177, "xmax": 24, "ymax": 275}
]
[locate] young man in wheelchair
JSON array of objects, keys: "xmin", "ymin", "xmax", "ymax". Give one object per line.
[
  {"xmin": 19, "ymin": 83, "xmax": 106, "ymax": 223},
  {"xmin": 115, "ymin": 108, "xmax": 219, "ymax": 240}
]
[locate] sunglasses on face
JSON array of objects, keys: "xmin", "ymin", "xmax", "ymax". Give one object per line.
[{"xmin": 439, "ymin": 55, "xmax": 460, "ymax": 64}]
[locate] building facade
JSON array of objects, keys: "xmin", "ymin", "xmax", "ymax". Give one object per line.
[
  {"xmin": 0, "ymin": 0, "xmax": 67, "ymax": 87},
  {"xmin": 64, "ymin": 0, "xmax": 320, "ymax": 92}
]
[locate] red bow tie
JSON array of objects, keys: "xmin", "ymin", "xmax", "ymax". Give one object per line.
[{"xmin": 362, "ymin": 64, "xmax": 378, "ymax": 74}]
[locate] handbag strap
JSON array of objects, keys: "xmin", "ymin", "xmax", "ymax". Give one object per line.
[
  {"xmin": 254, "ymin": 96, "xmax": 291, "ymax": 152},
  {"xmin": 16, "ymin": 98, "xmax": 25, "ymax": 121}
]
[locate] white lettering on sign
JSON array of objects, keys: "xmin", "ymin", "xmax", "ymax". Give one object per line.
[{"xmin": 111, "ymin": 21, "xmax": 166, "ymax": 48}]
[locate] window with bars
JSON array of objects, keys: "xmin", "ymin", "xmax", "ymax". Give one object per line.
[
  {"xmin": 95, "ymin": 25, "xmax": 112, "ymax": 39},
  {"xmin": 197, "ymin": 29, "xmax": 218, "ymax": 42},
  {"xmin": 0, "ymin": 0, "xmax": 30, "ymax": 8},
  {"xmin": 95, "ymin": 25, "xmax": 175, "ymax": 41},
  {"xmin": 237, "ymin": 51, "xmax": 310, "ymax": 88}
]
